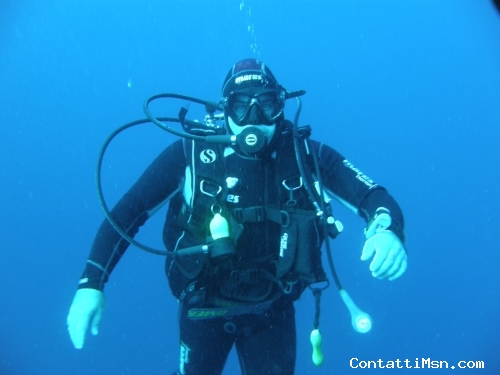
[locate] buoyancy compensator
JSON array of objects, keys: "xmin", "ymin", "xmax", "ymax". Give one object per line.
[{"xmin": 95, "ymin": 89, "xmax": 372, "ymax": 367}]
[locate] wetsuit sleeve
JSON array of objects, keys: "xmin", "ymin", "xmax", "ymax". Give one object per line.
[
  {"xmin": 78, "ymin": 139, "xmax": 186, "ymax": 291},
  {"xmin": 312, "ymin": 140, "xmax": 405, "ymax": 244}
]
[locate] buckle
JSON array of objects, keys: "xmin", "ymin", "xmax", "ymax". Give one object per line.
[
  {"xmin": 280, "ymin": 210, "xmax": 290, "ymax": 227},
  {"xmin": 233, "ymin": 208, "xmax": 243, "ymax": 223},
  {"xmin": 231, "ymin": 269, "xmax": 261, "ymax": 284},
  {"xmin": 253, "ymin": 206, "xmax": 265, "ymax": 222},
  {"xmin": 282, "ymin": 177, "xmax": 303, "ymax": 191},
  {"xmin": 283, "ymin": 280, "xmax": 297, "ymax": 294},
  {"xmin": 232, "ymin": 206, "xmax": 266, "ymax": 223},
  {"xmin": 200, "ymin": 180, "xmax": 222, "ymax": 197}
]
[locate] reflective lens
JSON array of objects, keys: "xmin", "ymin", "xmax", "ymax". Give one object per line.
[{"xmin": 227, "ymin": 90, "xmax": 284, "ymax": 125}]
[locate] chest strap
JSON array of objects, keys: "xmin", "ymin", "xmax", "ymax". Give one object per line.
[
  {"xmin": 229, "ymin": 268, "xmax": 283, "ymax": 287},
  {"xmin": 232, "ymin": 206, "xmax": 290, "ymax": 227}
]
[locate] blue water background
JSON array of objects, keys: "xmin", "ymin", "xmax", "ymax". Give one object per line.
[{"xmin": 1, "ymin": 1, "xmax": 499, "ymax": 374}]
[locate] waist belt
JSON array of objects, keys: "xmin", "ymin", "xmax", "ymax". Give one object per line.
[{"xmin": 186, "ymin": 299, "xmax": 275, "ymax": 320}]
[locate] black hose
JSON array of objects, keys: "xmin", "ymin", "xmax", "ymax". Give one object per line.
[
  {"xmin": 96, "ymin": 117, "xmax": 179, "ymax": 256},
  {"xmin": 308, "ymin": 139, "xmax": 343, "ymax": 290},
  {"xmin": 291, "ymin": 98, "xmax": 343, "ymax": 291},
  {"xmin": 97, "ymin": 93, "xmax": 226, "ymax": 256},
  {"xmin": 292, "ymin": 98, "xmax": 321, "ymax": 214},
  {"xmin": 143, "ymin": 93, "xmax": 206, "ymax": 140}
]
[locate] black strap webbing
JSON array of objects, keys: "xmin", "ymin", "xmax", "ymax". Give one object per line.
[
  {"xmin": 232, "ymin": 206, "xmax": 290, "ymax": 227},
  {"xmin": 313, "ymin": 288, "xmax": 322, "ymax": 330}
]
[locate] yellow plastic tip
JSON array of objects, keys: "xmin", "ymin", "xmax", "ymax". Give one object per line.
[{"xmin": 310, "ymin": 329, "xmax": 324, "ymax": 366}]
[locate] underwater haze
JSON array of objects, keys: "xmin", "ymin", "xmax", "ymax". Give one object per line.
[{"xmin": 1, "ymin": 1, "xmax": 499, "ymax": 374}]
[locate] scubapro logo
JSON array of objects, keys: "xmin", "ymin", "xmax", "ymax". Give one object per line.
[
  {"xmin": 200, "ymin": 149, "xmax": 216, "ymax": 163},
  {"xmin": 245, "ymin": 134, "xmax": 258, "ymax": 146}
]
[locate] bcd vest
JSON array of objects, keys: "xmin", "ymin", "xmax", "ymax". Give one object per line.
[{"xmin": 163, "ymin": 125, "xmax": 328, "ymax": 306}]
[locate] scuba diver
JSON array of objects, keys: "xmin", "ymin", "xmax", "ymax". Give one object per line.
[{"xmin": 67, "ymin": 58, "xmax": 407, "ymax": 375}]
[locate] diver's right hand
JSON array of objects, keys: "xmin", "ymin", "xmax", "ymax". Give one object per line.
[{"xmin": 67, "ymin": 288, "xmax": 105, "ymax": 349}]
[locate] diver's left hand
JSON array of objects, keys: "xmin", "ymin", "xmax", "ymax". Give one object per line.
[{"xmin": 361, "ymin": 230, "xmax": 407, "ymax": 280}]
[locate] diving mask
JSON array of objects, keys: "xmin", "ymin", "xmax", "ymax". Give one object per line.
[{"xmin": 224, "ymin": 88, "xmax": 285, "ymax": 126}]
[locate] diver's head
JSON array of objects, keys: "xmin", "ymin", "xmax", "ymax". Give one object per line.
[{"xmin": 221, "ymin": 59, "xmax": 285, "ymax": 151}]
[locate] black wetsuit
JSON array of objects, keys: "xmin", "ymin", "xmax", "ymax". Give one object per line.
[{"xmin": 78, "ymin": 133, "xmax": 405, "ymax": 375}]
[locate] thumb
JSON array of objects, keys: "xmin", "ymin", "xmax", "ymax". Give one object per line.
[
  {"xmin": 90, "ymin": 307, "xmax": 103, "ymax": 336},
  {"xmin": 361, "ymin": 236, "xmax": 376, "ymax": 261}
]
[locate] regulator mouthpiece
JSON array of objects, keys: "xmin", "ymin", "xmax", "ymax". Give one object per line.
[
  {"xmin": 237, "ymin": 126, "xmax": 267, "ymax": 155},
  {"xmin": 339, "ymin": 289, "xmax": 372, "ymax": 334}
]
